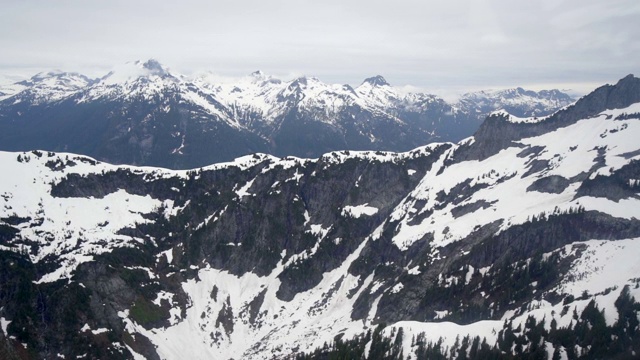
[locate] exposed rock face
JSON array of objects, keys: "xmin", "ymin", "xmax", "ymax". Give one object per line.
[{"xmin": 527, "ymin": 175, "xmax": 571, "ymax": 194}]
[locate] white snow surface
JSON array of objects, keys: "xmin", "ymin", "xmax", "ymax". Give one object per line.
[
  {"xmin": 1, "ymin": 317, "xmax": 10, "ymax": 334},
  {"xmin": 341, "ymin": 204, "xmax": 379, "ymax": 218},
  {"xmin": 489, "ymin": 109, "xmax": 552, "ymax": 123},
  {"xmin": 386, "ymin": 320, "xmax": 501, "ymax": 353}
]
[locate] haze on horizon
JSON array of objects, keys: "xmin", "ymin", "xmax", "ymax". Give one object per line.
[{"xmin": 1, "ymin": 0, "xmax": 638, "ymax": 96}]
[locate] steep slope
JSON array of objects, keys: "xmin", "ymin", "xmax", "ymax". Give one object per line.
[
  {"xmin": 0, "ymin": 61, "xmax": 573, "ymax": 168},
  {"xmin": 0, "ymin": 76, "xmax": 636, "ymax": 360}
]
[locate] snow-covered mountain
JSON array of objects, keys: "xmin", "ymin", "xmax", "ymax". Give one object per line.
[
  {"xmin": 0, "ymin": 71, "xmax": 95, "ymax": 104},
  {"xmin": 0, "ymin": 74, "xmax": 638, "ymax": 359},
  {"xmin": 0, "ymin": 60, "xmax": 574, "ymax": 168},
  {"xmin": 457, "ymin": 87, "xmax": 575, "ymax": 118}
]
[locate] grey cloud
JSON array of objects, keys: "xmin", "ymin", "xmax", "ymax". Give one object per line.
[{"xmin": 0, "ymin": 0, "xmax": 638, "ymax": 94}]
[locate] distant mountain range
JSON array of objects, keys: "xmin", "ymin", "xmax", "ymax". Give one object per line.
[{"xmin": 0, "ymin": 60, "xmax": 574, "ymax": 168}]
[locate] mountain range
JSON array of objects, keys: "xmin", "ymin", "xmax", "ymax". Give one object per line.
[
  {"xmin": 0, "ymin": 60, "xmax": 574, "ymax": 169},
  {"xmin": 0, "ymin": 74, "xmax": 638, "ymax": 359}
]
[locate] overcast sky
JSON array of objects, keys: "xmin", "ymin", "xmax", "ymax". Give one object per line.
[{"xmin": 1, "ymin": 0, "xmax": 638, "ymax": 95}]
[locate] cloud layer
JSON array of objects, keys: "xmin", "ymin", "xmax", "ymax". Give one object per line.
[{"xmin": 1, "ymin": 0, "xmax": 638, "ymax": 93}]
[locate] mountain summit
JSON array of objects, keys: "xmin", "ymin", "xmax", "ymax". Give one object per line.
[
  {"xmin": 141, "ymin": 58, "xmax": 168, "ymax": 75},
  {"xmin": 362, "ymin": 75, "xmax": 390, "ymax": 87},
  {"xmin": 98, "ymin": 59, "xmax": 175, "ymax": 86},
  {"xmin": 1, "ymin": 71, "xmax": 94, "ymax": 104}
]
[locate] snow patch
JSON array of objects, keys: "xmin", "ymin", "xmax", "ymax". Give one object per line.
[
  {"xmin": 341, "ymin": 204, "xmax": 378, "ymax": 218},
  {"xmin": 235, "ymin": 178, "xmax": 255, "ymax": 198},
  {"xmin": 0, "ymin": 318, "xmax": 9, "ymax": 334},
  {"xmin": 390, "ymin": 283, "xmax": 404, "ymax": 294}
]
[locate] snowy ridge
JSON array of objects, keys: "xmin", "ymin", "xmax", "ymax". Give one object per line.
[
  {"xmin": 193, "ymin": 72, "xmax": 404, "ymax": 125},
  {"xmin": 488, "ymin": 109, "xmax": 552, "ymax": 123},
  {"xmin": 0, "ymin": 146, "xmax": 434, "ymax": 285},
  {"xmin": 1, "ymin": 71, "xmax": 94, "ymax": 104},
  {"xmin": 458, "ymin": 87, "xmax": 574, "ymax": 117},
  {"xmin": 355, "ymin": 75, "xmax": 399, "ymax": 109},
  {"xmin": 317, "ymin": 142, "xmax": 447, "ymax": 166},
  {"xmin": 78, "ymin": 60, "xmax": 182, "ymax": 102}
]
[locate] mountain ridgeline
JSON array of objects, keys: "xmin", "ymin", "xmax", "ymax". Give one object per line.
[
  {"xmin": 0, "ymin": 74, "xmax": 638, "ymax": 359},
  {"xmin": 0, "ymin": 60, "xmax": 574, "ymax": 169}
]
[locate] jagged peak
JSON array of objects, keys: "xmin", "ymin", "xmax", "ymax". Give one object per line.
[
  {"xmin": 609, "ymin": 74, "xmax": 640, "ymax": 92},
  {"xmin": 341, "ymin": 84, "xmax": 356, "ymax": 94},
  {"xmin": 250, "ymin": 70, "xmax": 265, "ymax": 78},
  {"xmin": 555, "ymin": 73, "xmax": 640, "ymax": 120},
  {"xmin": 248, "ymin": 70, "xmax": 285, "ymax": 85},
  {"xmin": 287, "ymin": 75, "xmax": 324, "ymax": 88},
  {"xmin": 362, "ymin": 75, "xmax": 390, "ymax": 87},
  {"xmin": 619, "ymin": 73, "xmax": 636, "ymax": 82},
  {"xmin": 141, "ymin": 59, "xmax": 167, "ymax": 76},
  {"xmin": 287, "ymin": 76, "xmax": 308, "ymax": 89}
]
